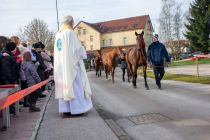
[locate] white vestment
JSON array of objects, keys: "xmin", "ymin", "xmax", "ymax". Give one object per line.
[{"xmin": 54, "ymin": 27, "xmax": 92, "ymax": 114}]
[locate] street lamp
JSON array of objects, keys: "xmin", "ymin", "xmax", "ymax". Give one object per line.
[{"xmin": 56, "ymin": 0, "xmax": 59, "ymax": 31}]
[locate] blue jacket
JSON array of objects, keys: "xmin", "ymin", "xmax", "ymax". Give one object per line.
[
  {"xmin": 147, "ymin": 41, "xmax": 170, "ymax": 65},
  {"xmin": 0, "ymin": 53, "xmax": 3, "ymax": 60}
]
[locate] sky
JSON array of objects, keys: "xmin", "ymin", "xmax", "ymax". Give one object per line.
[{"xmin": 0, "ymin": 0, "xmax": 194, "ymax": 37}]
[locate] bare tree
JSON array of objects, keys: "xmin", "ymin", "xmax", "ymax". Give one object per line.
[
  {"xmin": 159, "ymin": 0, "xmax": 189, "ymax": 60},
  {"xmin": 159, "ymin": 0, "xmax": 175, "ymax": 42},
  {"xmin": 18, "ymin": 18, "xmax": 54, "ymax": 51}
]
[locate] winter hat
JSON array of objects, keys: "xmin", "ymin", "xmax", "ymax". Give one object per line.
[
  {"xmin": 153, "ymin": 34, "xmax": 159, "ymax": 39},
  {"xmin": 32, "ymin": 43, "xmax": 42, "ymax": 48},
  {"xmin": 62, "ymin": 15, "xmax": 74, "ymax": 24},
  {"xmin": 6, "ymin": 42, "xmax": 16, "ymax": 51},
  {"xmin": 38, "ymin": 42, "xmax": 45, "ymax": 49}
]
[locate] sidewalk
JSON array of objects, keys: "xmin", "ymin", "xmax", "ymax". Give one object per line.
[
  {"xmin": 0, "ymin": 90, "xmax": 52, "ymax": 140},
  {"xmin": 166, "ymin": 64, "xmax": 210, "ymax": 77},
  {"xmin": 35, "ymin": 91, "xmax": 119, "ymax": 140}
]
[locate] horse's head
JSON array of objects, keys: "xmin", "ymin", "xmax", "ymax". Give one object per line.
[
  {"xmin": 135, "ymin": 31, "xmax": 145, "ymax": 49},
  {"xmin": 114, "ymin": 47, "xmax": 123, "ymax": 58}
]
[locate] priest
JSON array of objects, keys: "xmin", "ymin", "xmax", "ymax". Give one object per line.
[{"xmin": 54, "ymin": 15, "xmax": 93, "ymax": 118}]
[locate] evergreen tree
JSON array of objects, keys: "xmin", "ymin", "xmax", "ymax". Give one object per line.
[{"xmin": 185, "ymin": 0, "xmax": 210, "ymax": 53}]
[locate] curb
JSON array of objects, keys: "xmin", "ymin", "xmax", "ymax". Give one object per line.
[
  {"xmin": 93, "ymin": 98, "xmax": 132, "ymax": 140},
  {"xmin": 30, "ymin": 87, "xmax": 54, "ymax": 140}
]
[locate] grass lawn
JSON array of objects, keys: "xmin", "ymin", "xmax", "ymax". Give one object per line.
[
  {"xmin": 139, "ymin": 70, "xmax": 210, "ymax": 85},
  {"xmin": 170, "ymin": 58, "xmax": 210, "ymax": 67}
]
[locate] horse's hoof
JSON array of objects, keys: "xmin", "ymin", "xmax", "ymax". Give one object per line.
[{"xmin": 146, "ymin": 87, "xmax": 150, "ymax": 90}]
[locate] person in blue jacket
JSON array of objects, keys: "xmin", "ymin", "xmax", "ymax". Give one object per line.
[{"xmin": 147, "ymin": 34, "xmax": 170, "ymax": 89}]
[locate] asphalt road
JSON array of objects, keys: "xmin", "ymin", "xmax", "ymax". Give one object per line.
[{"xmin": 89, "ymin": 67, "xmax": 210, "ymax": 140}]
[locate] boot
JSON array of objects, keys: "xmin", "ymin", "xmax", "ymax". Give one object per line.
[
  {"xmin": 23, "ymin": 96, "xmax": 30, "ymax": 107},
  {"xmin": 29, "ymin": 103, "xmax": 40, "ymax": 112}
]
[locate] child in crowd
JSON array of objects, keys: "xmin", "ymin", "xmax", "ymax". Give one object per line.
[{"xmin": 20, "ymin": 52, "xmax": 41, "ymax": 112}]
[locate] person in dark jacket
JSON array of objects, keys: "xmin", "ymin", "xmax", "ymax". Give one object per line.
[
  {"xmin": 32, "ymin": 43, "xmax": 47, "ymax": 98},
  {"xmin": 20, "ymin": 52, "xmax": 41, "ymax": 112},
  {"xmin": 0, "ymin": 42, "xmax": 19, "ymax": 85},
  {"xmin": 120, "ymin": 48, "xmax": 129, "ymax": 82},
  {"xmin": 147, "ymin": 34, "xmax": 170, "ymax": 89}
]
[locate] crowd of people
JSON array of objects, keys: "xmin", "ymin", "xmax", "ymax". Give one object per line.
[{"xmin": 0, "ymin": 36, "xmax": 54, "ymax": 112}]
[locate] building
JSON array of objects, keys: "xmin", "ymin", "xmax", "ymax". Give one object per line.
[{"xmin": 74, "ymin": 15, "xmax": 154, "ymax": 53}]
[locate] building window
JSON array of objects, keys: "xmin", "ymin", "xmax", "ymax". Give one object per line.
[
  {"xmin": 78, "ymin": 29, "xmax": 81, "ymax": 35},
  {"xmin": 109, "ymin": 39, "xmax": 113, "ymax": 46},
  {"xmin": 90, "ymin": 36, "xmax": 93, "ymax": 41},
  {"xmin": 90, "ymin": 45, "xmax": 93, "ymax": 51},
  {"xmin": 103, "ymin": 40, "xmax": 105, "ymax": 47},
  {"xmin": 83, "ymin": 29, "xmax": 86, "ymax": 35},
  {"xmin": 123, "ymin": 37, "xmax": 127, "ymax": 45}
]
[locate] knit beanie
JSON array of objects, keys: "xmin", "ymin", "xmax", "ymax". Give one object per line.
[{"xmin": 6, "ymin": 42, "xmax": 16, "ymax": 51}]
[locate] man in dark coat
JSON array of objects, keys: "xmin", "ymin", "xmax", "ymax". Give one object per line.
[
  {"xmin": 32, "ymin": 43, "xmax": 47, "ymax": 97},
  {"xmin": 0, "ymin": 42, "xmax": 19, "ymax": 84},
  {"xmin": 147, "ymin": 34, "xmax": 170, "ymax": 89}
]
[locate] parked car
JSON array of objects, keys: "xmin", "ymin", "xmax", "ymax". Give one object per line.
[
  {"xmin": 192, "ymin": 51, "xmax": 204, "ymax": 56},
  {"xmin": 180, "ymin": 53, "xmax": 193, "ymax": 60}
]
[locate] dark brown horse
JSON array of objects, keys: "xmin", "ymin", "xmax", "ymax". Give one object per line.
[
  {"xmin": 102, "ymin": 47, "xmax": 121, "ymax": 83},
  {"xmin": 94, "ymin": 51, "xmax": 103, "ymax": 77},
  {"xmin": 126, "ymin": 31, "xmax": 149, "ymax": 89}
]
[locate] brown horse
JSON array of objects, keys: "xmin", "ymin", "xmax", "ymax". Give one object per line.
[
  {"xmin": 126, "ymin": 31, "xmax": 149, "ymax": 89},
  {"xmin": 102, "ymin": 47, "xmax": 121, "ymax": 83},
  {"xmin": 94, "ymin": 51, "xmax": 103, "ymax": 77}
]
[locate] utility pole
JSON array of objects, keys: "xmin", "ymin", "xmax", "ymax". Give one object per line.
[{"xmin": 56, "ymin": 0, "xmax": 59, "ymax": 31}]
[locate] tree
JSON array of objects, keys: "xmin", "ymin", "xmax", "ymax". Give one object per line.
[
  {"xmin": 159, "ymin": 0, "xmax": 175, "ymax": 42},
  {"xmin": 159, "ymin": 0, "xmax": 187, "ymax": 60},
  {"xmin": 185, "ymin": 0, "xmax": 210, "ymax": 53},
  {"xmin": 18, "ymin": 18, "xmax": 54, "ymax": 51}
]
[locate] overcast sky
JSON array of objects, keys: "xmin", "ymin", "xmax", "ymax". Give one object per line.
[{"xmin": 0, "ymin": 0, "xmax": 193, "ymax": 37}]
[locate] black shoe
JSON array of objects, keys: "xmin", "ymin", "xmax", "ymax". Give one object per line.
[
  {"xmin": 39, "ymin": 94, "xmax": 46, "ymax": 98},
  {"xmin": 157, "ymin": 83, "xmax": 162, "ymax": 90},
  {"xmin": 23, "ymin": 103, "xmax": 30, "ymax": 107},
  {"xmin": 29, "ymin": 106, "xmax": 41, "ymax": 112},
  {"xmin": 62, "ymin": 113, "xmax": 71, "ymax": 118}
]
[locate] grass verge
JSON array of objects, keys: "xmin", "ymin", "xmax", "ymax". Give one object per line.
[
  {"xmin": 171, "ymin": 58, "xmax": 210, "ymax": 67},
  {"xmin": 139, "ymin": 70, "xmax": 210, "ymax": 84}
]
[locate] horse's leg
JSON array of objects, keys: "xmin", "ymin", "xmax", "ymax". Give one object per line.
[
  {"xmin": 127, "ymin": 62, "xmax": 132, "ymax": 83},
  {"xmin": 133, "ymin": 66, "xmax": 138, "ymax": 88},
  {"xmin": 122, "ymin": 68, "xmax": 125, "ymax": 82},
  {"xmin": 105, "ymin": 66, "xmax": 108, "ymax": 79},
  {"xmin": 143, "ymin": 65, "xmax": 149, "ymax": 90},
  {"xmin": 99, "ymin": 65, "xmax": 102, "ymax": 77},
  {"xmin": 132, "ymin": 65, "xmax": 136, "ymax": 88},
  {"xmin": 111, "ymin": 66, "xmax": 115, "ymax": 83}
]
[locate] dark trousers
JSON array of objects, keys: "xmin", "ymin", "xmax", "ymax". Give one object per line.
[
  {"xmin": 21, "ymin": 81, "xmax": 29, "ymax": 106},
  {"xmin": 153, "ymin": 65, "xmax": 165, "ymax": 87},
  {"xmin": 29, "ymin": 89, "xmax": 41, "ymax": 104},
  {"xmin": 38, "ymin": 70, "xmax": 45, "ymax": 92}
]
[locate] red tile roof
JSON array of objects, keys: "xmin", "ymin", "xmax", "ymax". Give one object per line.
[{"xmin": 83, "ymin": 15, "xmax": 150, "ymax": 34}]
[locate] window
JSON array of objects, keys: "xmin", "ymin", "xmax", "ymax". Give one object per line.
[
  {"xmin": 90, "ymin": 36, "xmax": 93, "ymax": 41},
  {"xmin": 83, "ymin": 29, "xmax": 86, "ymax": 35},
  {"xmin": 90, "ymin": 45, "xmax": 93, "ymax": 51},
  {"xmin": 103, "ymin": 40, "xmax": 105, "ymax": 46},
  {"xmin": 123, "ymin": 37, "xmax": 127, "ymax": 45},
  {"xmin": 78, "ymin": 29, "xmax": 81, "ymax": 35},
  {"xmin": 109, "ymin": 39, "xmax": 113, "ymax": 45}
]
